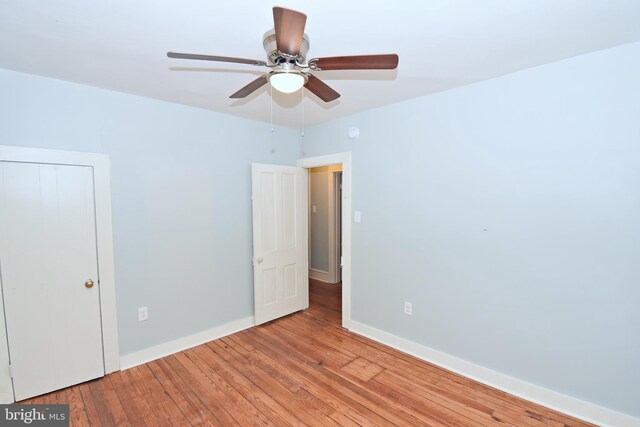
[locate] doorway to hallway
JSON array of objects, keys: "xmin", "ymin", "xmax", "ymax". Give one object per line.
[
  {"xmin": 308, "ymin": 165, "xmax": 343, "ymax": 322},
  {"xmin": 298, "ymin": 152, "xmax": 352, "ymax": 329}
]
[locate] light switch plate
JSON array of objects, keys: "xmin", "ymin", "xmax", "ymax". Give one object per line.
[{"xmin": 354, "ymin": 211, "xmax": 361, "ymax": 223}]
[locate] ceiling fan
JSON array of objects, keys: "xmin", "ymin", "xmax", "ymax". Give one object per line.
[{"xmin": 167, "ymin": 6, "xmax": 399, "ymax": 102}]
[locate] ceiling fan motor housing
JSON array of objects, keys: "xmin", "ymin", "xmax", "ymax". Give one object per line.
[{"xmin": 263, "ymin": 29, "xmax": 310, "ymax": 64}]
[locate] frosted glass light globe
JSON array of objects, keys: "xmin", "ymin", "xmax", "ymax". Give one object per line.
[{"xmin": 269, "ymin": 73, "xmax": 305, "ymax": 93}]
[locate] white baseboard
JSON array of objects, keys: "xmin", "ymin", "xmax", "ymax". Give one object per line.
[
  {"xmin": 309, "ymin": 268, "xmax": 331, "ymax": 283},
  {"xmin": 346, "ymin": 320, "xmax": 640, "ymax": 427},
  {"xmin": 120, "ymin": 316, "xmax": 255, "ymax": 370}
]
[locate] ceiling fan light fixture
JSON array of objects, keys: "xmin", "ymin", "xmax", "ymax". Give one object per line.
[
  {"xmin": 269, "ymin": 72, "xmax": 306, "ymax": 93},
  {"xmin": 167, "ymin": 7, "xmax": 398, "ymax": 103}
]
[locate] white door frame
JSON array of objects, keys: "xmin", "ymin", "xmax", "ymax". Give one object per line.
[
  {"xmin": 298, "ymin": 152, "xmax": 352, "ymax": 329},
  {"xmin": 0, "ymin": 145, "xmax": 120, "ymax": 403},
  {"xmin": 329, "ymin": 171, "xmax": 342, "ymax": 284}
]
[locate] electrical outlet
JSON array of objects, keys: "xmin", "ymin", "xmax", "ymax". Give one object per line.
[
  {"xmin": 138, "ymin": 306, "xmax": 149, "ymax": 321},
  {"xmin": 404, "ymin": 301, "xmax": 413, "ymax": 316}
]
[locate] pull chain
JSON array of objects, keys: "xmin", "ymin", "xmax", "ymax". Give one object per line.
[
  {"xmin": 270, "ymin": 84, "xmax": 274, "ymax": 134},
  {"xmin": 270, "ymin": 84, "xmax": 275, "ymax": 153},
  {"xmin": 301, "ymin": 88, "xmax": 305, "ymax": 138}
]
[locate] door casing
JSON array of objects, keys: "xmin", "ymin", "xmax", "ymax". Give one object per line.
[
  {"xmin": 332, "ymin": 172, "xmax": 342, "ymax": 284},
  {"xmin": 0, "ymin": 145, "xmax": 120, "ymax": 403}
]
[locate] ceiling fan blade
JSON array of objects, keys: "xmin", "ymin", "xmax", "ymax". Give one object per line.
[
  {"xmin": 310, "ymin": 54, "xmax": 399, "ymax": 71},
  {"xmin": 304, "ymin": 74, "xmax": 340, "ymax": 102},
  {"xmin": 230, "ymin": 75, "xmax": 269, "ymax": 98},
  {"xmin": 167, "ymin": 52, "xmax": 267, "ymax": 66},
  {"xmin": 273, "ymin": 7, "xmax": 307, "ymax": 56}
]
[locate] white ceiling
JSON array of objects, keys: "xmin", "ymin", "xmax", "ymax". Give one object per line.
[{"xmin": 2, "ymin": 1, "xmax": 640, "ymax": 127}]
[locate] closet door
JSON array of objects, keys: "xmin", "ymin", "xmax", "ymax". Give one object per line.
[{"xmin": 0, "ymin": 161, "xmax": 104, "ymax": 401}]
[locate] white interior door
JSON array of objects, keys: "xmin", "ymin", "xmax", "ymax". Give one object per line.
[
  {"xmin": 252, "ymin": 163, "xmax": 308, "ymax": 325},
  {"xmin": 0, "ymin": 161, "xmax": 104, "ymax": 401}
]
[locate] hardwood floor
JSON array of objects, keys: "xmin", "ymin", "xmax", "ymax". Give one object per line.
[{"xmin": 24, "ymin": 279, "xmax": 595, "ymax": 426}]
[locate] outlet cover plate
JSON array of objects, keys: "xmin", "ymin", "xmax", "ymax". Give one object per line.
[
  {"xmin": 404, "ymin": 301, "xmax": 413, "ymax": 315},
  {"xmin": 138, "ymin": 306, "xmax": 149, "ymax": 321}
]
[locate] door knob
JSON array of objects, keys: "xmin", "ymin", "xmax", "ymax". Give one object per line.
[
  {"xmin": 257, "ymin": 257, "xmax": 263, "ymax": 264},
  {"xmin": 85, "ymin": 279, "xmax": 94, "ymax": 288}
]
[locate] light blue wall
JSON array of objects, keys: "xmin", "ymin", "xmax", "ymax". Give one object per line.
[
  {"xmin": 309, "ymin": 171, "xmax": 329, "ymax": 272},
  {"xmin": 299, "ymin": 42, "xmax": 640, "ymax": 417},
  {"xmin": 2, "ymin": 39, "xmax": 639, "ymax": 418},
  {"xmin": 0, "ymin": 69, "xmax": 299, "ymax": 355}
]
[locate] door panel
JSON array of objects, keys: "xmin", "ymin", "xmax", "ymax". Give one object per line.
[
  {"xmin": 260, "ymin": 172, "xmax": 277, "ymax": 252},
  {"xmin": 284, "ymin": 264, "xmax": 297, "ymax": 298},
  {"xmin": 252, "ymin": 164, "xmax": 308, "ymax": 325},
  {"xmin": 0, "ymin": 161, "xmax": 104, "ymax": 401}
]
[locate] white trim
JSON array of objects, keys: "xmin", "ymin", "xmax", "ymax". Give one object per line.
[
  {"xmin": 326, "ymin": 171, "xmax": 342, "ymax": 284},
  {"xmin": 349, "ymin": 320, "xmax": 640, "ymax": 427},
  {"xmin": 326, "ymin": 172, "xmax": 337, "ymax": 284},
  {"xmin": 120, "ymin": 316, "xmax": 254, "ymax": 370},
  {"xmin": 333, "ymin": 172, "xmax": 342, "ymax": 284},
  {"xmin": 298, "ymin": 153, "xmax": 352, "ymax": 329},
  {"xmin": 0, "ymin": 145, "xmax": 120, "ymax": 404},
  {"xmin": 309, "ymin": 268, "xmax": 331, "ymax": 283}
]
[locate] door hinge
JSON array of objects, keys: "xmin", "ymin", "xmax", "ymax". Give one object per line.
[
  {"xmin": 340, "ymin": 256, "xmax": 344, "ymax": 267},
  {"xmin": 8, "ymin": 363, "xmax": 13, "ymax": 378}
]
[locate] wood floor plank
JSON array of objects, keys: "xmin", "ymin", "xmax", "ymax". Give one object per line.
[
  {"xmin": 340, "ymin": 357, "xmax": 385, "ymax": 382},
  {"xmin": 242, "ymin": 327, "xmax": 437, "ymax": 426},
  {"xmin": 205, "ymin": 339, "xmax": 309, "ymax": 426},
  {"xmin": 262, "ymin": 321, "xmax": 357, "ymax": 370},
  {"xmin": 193, "ymin": 344, "xmax": 300, "ymax": 426},
  {"xmin": 151, "ymin": 358, "xmax": 220, "ymax": 426},
  {"xmin": 222, "ymin": 336, "xmax": 389, "ymax": 426},
  {"xmin": 109, "ymin": 370, "xmax": 156, "ymax": 427},
  {"xmin": 173, "ymin": 351, "xmax": 250, "ymax": 426},
  {"xmin": 128, "ymin": 365, "xmax": 188, "ymax": 427},
  {"xmin": 166, "ymin": 353, "xmax": 238, "ymax": 426},
  {"xmin": 371, "ymin": 368, "xmax": 513, "ymax": 426},
  {"xmin": 252, "ymin": 323, "xmax": 435, "ymax": 425},
  {"xmin": 250, "ymin": 328, "xmax": 463, "ymax": 427},
  {"xmin": 77, "ymin": 383, "xmax": 104, "ymax": 427},
  {"xmin": 284, "ymin": 310, "xmax": 554, "ymax": 426},
  {"xmin": 86, "ymin": 378, "xmax": 117, "ymax": 427},
  {"xmin": 145, "ymin": 360, "xmax": 206, "ymax": 426},
  {"xmin": 345, "ymin": 328, "xmax": 578, "ymax": 426},
  {"xmin": 52, "ymin": 387, "xmax": 69, "ymax": 406},
  {"xmin": 66, "ymin": 383, "xmax": 92, "ymax": 427},
  {"xmin": 225, "ymin": 334, "xmax": 339, "ymax": 420},
  {"xmin": 184, "ymin": 346, "xmax": 277, "ymax": 426},
  {"xmin": 302, "ymin": 285, "xmax": 590, "ymax": 427},
  {"xmin": 212, "ymin": 337, "xmax": 338, "ymax": 427},
  {"xmin": 21, "ymin": 280, "xmax": 595, "ymax": 427},
  {"xmin": 95, "ymin": 374, "xmax": 129, "ymax": 426},
  {"xmin": 122, "ymin": 368, "xmax": 168, "ymax": 426}
]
